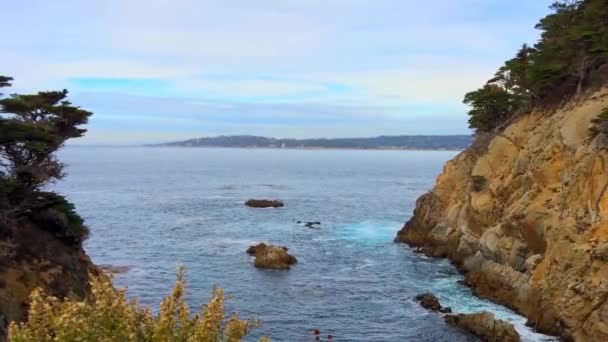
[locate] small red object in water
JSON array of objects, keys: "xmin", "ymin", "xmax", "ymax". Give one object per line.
[{"xmin": 313, "ymin": 329, "xmax": 320, "ymax": 335}]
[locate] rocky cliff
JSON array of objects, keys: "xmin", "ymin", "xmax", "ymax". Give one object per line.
[
  {"xmin": 396, "ymin": 89, "xmax": 608, "ymax": 341},
  {"xmin": 0, "ymin": 222, "xmax": 101, "ymax": 339}
]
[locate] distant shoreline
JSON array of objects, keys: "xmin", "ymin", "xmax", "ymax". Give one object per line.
[
  {"xmin": 145, "ymin": 145, "xmax": 466, "ymax": 151},
  {"xmin": 154, "ymin": 134, "xmax": 473, "ymax": 151}
]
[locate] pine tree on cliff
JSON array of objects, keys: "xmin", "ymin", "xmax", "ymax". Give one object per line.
[
  {"xmin": 0, "ymin": 76, "xmax": 92, "ymax": 244},
  {"xmin": 465, "ymin": 0, "xmax": 608, "ymax": 133}
]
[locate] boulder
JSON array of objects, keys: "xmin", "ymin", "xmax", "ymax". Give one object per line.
[
  {"xmin": 245, "ymin": 199, "xmax": 284, "ymax": 208},
  {"xmin": 445, "ymin": 312, "xmax": 521, "ymax": 342},
  {"xmin": 247, "ymin": 243, "xmax": 297, "ymax": 270},
  {"xmin": 414, "ymin": 293, "xmax": 452, "ymax": 313}
]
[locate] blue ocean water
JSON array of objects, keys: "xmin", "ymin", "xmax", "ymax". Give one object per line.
[{"xmin": 54, "ymin": 147, "xmax": 555, "ymax": 342}]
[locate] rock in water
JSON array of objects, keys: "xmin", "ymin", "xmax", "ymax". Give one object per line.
[
  {"xmin": 245, "ymin": 199, "xmax": 284, "ymax": 208},
  {"xmin": 304, "ymin": 221, "xmax": 321, "ymax": 229},
  {"xmin": 247, "ymin": 243, "xmax": 297, "ymax": 270},
  {"xmin": 414, "ymin": 293, "xmax": 452, "ymax": 313},
  {"xmin": 445, "ymin": 312, "xmax": 520, "ymax": 342}
]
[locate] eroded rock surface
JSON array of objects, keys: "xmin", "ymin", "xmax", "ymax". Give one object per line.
[{"xmin": 396, "ymin": 89, "xmax": 608, "ymax": 341}]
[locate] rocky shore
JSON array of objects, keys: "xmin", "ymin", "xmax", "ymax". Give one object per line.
[
  {"xmin": 414, "ymin": 292, "xmax": 520, "ymax": 341},
  {"xmin": 396, "ymin": 89, "xmax": 608, "ymax": 341}
]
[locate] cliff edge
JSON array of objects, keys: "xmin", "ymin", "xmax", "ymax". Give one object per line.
[
  {"xmin": 0, "ymin": 222, "xmax": 101, "ymax": 339},
  {"xmin": 396, "ymin": 89, "xmax": 608, "ymax": 341}
]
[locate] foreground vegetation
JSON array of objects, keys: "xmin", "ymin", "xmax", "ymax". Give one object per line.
[
  {"xmin": 9, "ymin": 267, "xmax": 267, "ymax": 342},
  {"xmin": 465, "ymin": 0, "xmax": 608, "ymax": 132}
]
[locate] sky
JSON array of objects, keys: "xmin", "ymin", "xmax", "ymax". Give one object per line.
[{"xmin": 2, "ymin": 0, "xmax": 554, "ymax": 144}]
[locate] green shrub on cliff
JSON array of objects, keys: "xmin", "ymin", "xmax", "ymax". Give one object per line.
[
  {"xmin": 590, "ymin": 107, "xmax": 608, "ymax": 144},
  {"xmin": 0, "ymin": 76, "xmax": 90, "ymax": 244},
  {"xmin": 9, "ymin": 267, "xmax": 269, "ymax": 342},
  {"xmin": 466, "ymin": 0, "xmax": 608, "ymax": 132},
  {"xmin": 28, "ymin": 192, "xmax": 89, "ymax": 245}
]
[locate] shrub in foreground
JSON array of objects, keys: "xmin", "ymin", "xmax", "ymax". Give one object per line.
[{"xmin": 9, "ymin": 267, "xmax": 270, "ymax": 342}]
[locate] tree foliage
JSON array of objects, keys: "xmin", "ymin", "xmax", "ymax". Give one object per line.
[
  {"xmin": 465, "ymin": 0, "xmax": 608, "ymax": 132},
  {"xmin": 0, "ymin": 76, "xmax": 91, "ymax": 244},
  {"xmin": 0, "ymin": 76, "xmax": 12, "ymax": 93}
]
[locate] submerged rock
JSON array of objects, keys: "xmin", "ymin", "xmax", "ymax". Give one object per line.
[
  {"xmin": 445, "ymin": 312, "xmax": 521, "ymax": 342},
  {"xmin": 245, "ymin": 199, "xmax": 284, "ymax": 208},
  {"xmin": 247, "ymin": 243, "xmax": 297, "ymax": 270},
  {"xmin": 414, "ymin": 293, "xmax": 452, "ymax": 313},
  {"xmin": 99, "ymin": 264, "xmax": 132, "ymax": 274},
  {"xmin": 304, "ymin": 221, "xmax": 321, "ymax": 229}
]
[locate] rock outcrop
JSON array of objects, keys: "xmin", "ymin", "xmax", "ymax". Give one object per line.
[
  {"xmin": 414, "ymin": 293, "xmax": 451, "ymax": 313},
  {"xmin": 247, "ymin": 243, "xmax": 297, "ymax": 270},
  {"xmin": 245, "ymin": 199, "xmax": 284, "ymax": 208},
  {"xmin": 0, "ymin": 223, "xmax": 101, "ymax": 340},
  {"xmin": 445, "ymin": 312, "xmax": 521, "ymax": 342},
  {"xmin": 396, "ymin": 89, "xmax": 608, "ymax": 341}
]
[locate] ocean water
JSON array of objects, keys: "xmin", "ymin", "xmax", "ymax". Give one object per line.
[{"xmin": 54, "ymin": 147, "xmax": 555, "ymax": 342}]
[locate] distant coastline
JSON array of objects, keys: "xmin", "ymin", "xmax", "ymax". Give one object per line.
[
  {"xmin": 152, "ymin": 146, "xmax": 467, "ymax": 151},
  {"xmin": 152, "ymin": 135, "xmax": 473, "ymax": 151}
]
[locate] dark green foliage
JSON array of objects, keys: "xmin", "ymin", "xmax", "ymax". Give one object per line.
[
  {"xmin": 0, "ymin": 76, "xmax": 92, "ymax": 245},
  {"xmin": 471, "ymin": 175, "xmax": 487, "ymax": 192},
  {"xmin": 590, "ymin": 108, "xmax": 608, "ymax": 144},
  {"xmin": 464, "ymin": 85, "xmax": 523, "ymax": 132},
  {"xmin": 28, "ymin": 192, "xmax": 88, "ymax": 245},
  {"xmin": 466, "ymin": 0, "xmax": 608, "ymax": 132},
  {"xmin": 0, "ymin": 76, "xmax": 12, "ymax": 93}
]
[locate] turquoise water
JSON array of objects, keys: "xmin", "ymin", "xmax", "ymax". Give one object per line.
[{"xmin": 54, "ymin": 147, "xmax": 555, "ymax": 341}]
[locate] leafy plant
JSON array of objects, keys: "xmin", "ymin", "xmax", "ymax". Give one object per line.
[
  {"xmin": 28, "ymin": 192, "xmax": 88, "ymax": 245},
  {"xmin": 9, "ymin": 267, "xmax": 269, "ymax": 342}
]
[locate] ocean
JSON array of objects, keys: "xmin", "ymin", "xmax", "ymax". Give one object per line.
[{"xmin": 54, "ymin": 147, "xmax": 555, "ymax": 342}]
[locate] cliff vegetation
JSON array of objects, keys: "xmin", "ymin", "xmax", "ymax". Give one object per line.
[{"xmin": 464, "ymin": 0, "xmax": 608, "ymax": 132}]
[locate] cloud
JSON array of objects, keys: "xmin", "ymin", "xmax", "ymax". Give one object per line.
[{"xmin": 1, "ymin": 0, "xmax": 555, "ymax": 142}]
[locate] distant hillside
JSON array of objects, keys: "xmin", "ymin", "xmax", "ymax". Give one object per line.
[{"xmin": 156, "ymin": 135, "xmax": 473, "ymax": 150}]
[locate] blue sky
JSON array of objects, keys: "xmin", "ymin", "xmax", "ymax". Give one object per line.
[{"xmin": 2, "ymin": 0, "xmax": 554, "ymax": 144}]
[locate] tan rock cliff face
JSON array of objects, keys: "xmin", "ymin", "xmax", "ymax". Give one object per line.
[{"xmin": 396, "ymin": 89, "xmax": 608, "ymax": 341}]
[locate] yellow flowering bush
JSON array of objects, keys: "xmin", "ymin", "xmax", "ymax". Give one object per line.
[{"xmin": 9, "ymin": 267, "xmax": 269, "ymax": 342}]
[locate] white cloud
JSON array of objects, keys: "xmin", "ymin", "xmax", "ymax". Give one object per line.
[{"xmin": 1, "ymin": 0, "xmax": 554, "ymax": 142}]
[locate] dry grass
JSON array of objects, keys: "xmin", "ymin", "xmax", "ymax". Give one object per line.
[{"xmin": 9, "ymin": 266, "xmax": 269, "ymax": 342}]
